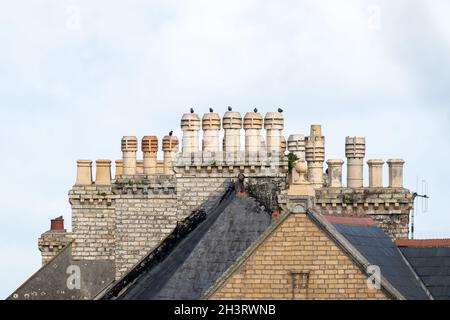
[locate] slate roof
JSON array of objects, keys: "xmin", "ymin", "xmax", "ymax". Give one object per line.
[
  {"xmin": 118, "ymin": 193, "xmax": 272, "ymax": 300},
  {"xmin": 398, "ymin": 241, "xmax": 450, "ymax": 300},
  {"xmin": 328, "ymin": 216, "xmax": 431, "ymax": 300}
]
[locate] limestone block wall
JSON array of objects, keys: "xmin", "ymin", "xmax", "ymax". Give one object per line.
[
  {"xmin": 314, "ymin": 187, "xmax": 412, "ymax": 239},
  {"xmin": 38, "ymin": 232, "xmax": 73, "ymax": 265},
  {"xmin": 69, "ymin": 186, "xmax": 116, "ymax": 261},
  {"xmin": 68, "ymin": 159, "xmax": 289, "ymax": 280},
  {"xmin": 114, "ymin": 196, "xmax": 178, "ymax": 278},
  {"xmin": 208, "ymin": 214, "xmax": 388, "ymax": 300}
]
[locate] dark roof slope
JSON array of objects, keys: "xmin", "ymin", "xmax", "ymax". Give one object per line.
[
  {"xmin": 120, "ymin": 194, "xmax": 272, "ymax": 300},
  {"xmin": 398, "ymin": 242, "xmax": 450, "ymax": 300},
  {"xmin": 328, "ymin": 216, "xmax": 430, "ymax": 300}
]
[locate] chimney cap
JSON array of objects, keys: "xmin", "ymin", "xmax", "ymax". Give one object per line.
[
  {"xmin": 121, "ymin": 136, "xmax": 138, "ymax": 151},
  {"xmin": 142, "ymin": 136, "xmax": 158, "ymax": 152}
]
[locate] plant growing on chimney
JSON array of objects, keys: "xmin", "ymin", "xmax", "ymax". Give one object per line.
[
  {"xmin": 211, "ymin": 160, "xmax": 218, "ymax": 167},
  {"xmin": 287, "ymin": 153, "xmax": 299, "ymax": 173},
  {"xmin": 343, "ymin": 194, "xmax": 352, "ymax": 204}
]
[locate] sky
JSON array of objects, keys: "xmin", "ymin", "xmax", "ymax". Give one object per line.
[{"xmin": 0, "ymin": 0, "xmax": 449, "ymax": 299}]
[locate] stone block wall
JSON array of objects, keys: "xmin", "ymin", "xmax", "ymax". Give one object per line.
[
  {"xmin": 209, "ymin": 214, "xmax": 388, "ymax": 300},
  {"xmin": 69, "ymin": 186, "xmax": 116, "ymax": 261},
  {"xmin": 67, "ymin": 165, "xmax": 289, "ymax": 280},
  {"xmin": 38, "ymin": 231, "xmax": 73, "ymax": 265},
  {"xmin": 314, "ymin": 187, "xmax": 412, "ymax": 239}
]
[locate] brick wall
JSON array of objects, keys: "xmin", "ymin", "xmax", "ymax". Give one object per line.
[{"xmin": 209, "ymin": 214, "xmax": 388, "ymax": 300}]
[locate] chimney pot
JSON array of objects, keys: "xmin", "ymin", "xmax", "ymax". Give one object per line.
[{"xmin": 50, "ymin": 216, "xmax": 64, "ymax": 231}]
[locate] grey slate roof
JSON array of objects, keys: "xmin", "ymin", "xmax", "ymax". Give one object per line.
[
  {"xmin": 399, "ymin": 246, "xmax": 450, "ymax": 300},
  {"xmin": 332, "ymin": 222, "xmax": 431, "ymax": 300},
  {"xmin": 120, "ymin": 194, "xmax": 272, "ymax": 300}
]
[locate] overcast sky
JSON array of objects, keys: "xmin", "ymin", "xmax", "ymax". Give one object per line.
[{"xmin": 1, "ymin": 0, "xmax": 449, "ymax": 299}]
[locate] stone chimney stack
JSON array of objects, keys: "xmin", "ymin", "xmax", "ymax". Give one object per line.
[
  {"xmin": 305, "ymin": 125, "xmax": 325, "ymax": 188},
  {"xmin": 287, "ymin": 134, "xmax": 306, "ymax": 161},
  {"xmin": 115, "ymin": 160, "xmax": 123, "ymax": 178},
  {"xmin": 75, "ymin": 160, "xmax": 93, "ymax": 186},
  {"xmin": 142, "ymin": 136, "xmax": 158, "ymax": 175},
  {"xmin": 222, "ymin": 109, "xmax": 242, "ymax": 154},
  {"xmin": 121, "ymin": 136, "xmax": 138, "ymax": 176},
  {"xmin": 264, "ymin": 111, "xmax": 284, "ymax": 156},
  {"xmin": 243, "ymin": 111, "xmax": 263, "ymax": 157},
  {"xmin": 163, "ymin": 134, "xmax": 179, "ymax": 175},
  {"xmin": 95, "ymin": 160, "xmax": 111, "ymax": 185},
  {"xmin": 367, "ymin": 159, "xmax": 384, "ymax": 188},
  {"xmin": 326, "ymin": 159, "xmax": 344, "ymax": 188},
  {"xmin": 181, "ymin": 111, "xmax": 201, "ymax": 154},
  {"xmin": 202, "ymin": 111, "xmax": 221, "ymax": 154},
  {"xmin": 345, "ymin": 137, "xmax": 366, "ymax": 188},
  {"xmin": 387, "ymin": 159, "xmax": 405, "ymax": 188}
]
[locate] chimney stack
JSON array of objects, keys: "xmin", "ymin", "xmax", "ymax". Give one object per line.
[
  {"xmin": 345, "ymin": 137, "xmax": 366, "ymax": 188},
  {"xmin": 305, "ymin": 125, "xmax": 325, "ymax": 188},
  {"xmin": 75, "ymin": 160, "xmax": 93, "ymax": 186},
  {"xmin": 162, "ymin": 134, "xmax": 179, "ymax": 175},
  {"xmin": 287, "ymin": 134, "xmax": 306, "ymax": 161},
  {"xmin": 326, "ymin": 159, "xmax": 344, "ymax": 188},
  {"xmin": 95, "ymin": 159, "xmax": 111, "ymax": 185},
  {"xmin": 142, "ymin": 136, "xmax": 158, "ymax": 175},
  {"xmin": 181, "ymin": 111, "xmax": 201, "ymax": 154},
  {"xmin": 222, "ymin": 109, "xmax": 242, "ymax": 154},
  {"xmin": 243, "ymin": 111, "xmax": 263, "ymax": 158},
  {"xmin": 202, "ymin": 111, "xmax": 221, "ymax": 154},
  {"xmin": 115, "ymin": 160, "xmax": 123, "ymax": 178},
  {"xmin": 280, "ymin": 135, "xmax": 286, "ymax": 154},
  {"xmin": 264, "ymin": 111, "xmax": 284, "ymax": 156},
  {"xmin": 387, "ymin": 159, "xmax": 405, "ymax": 188},
  {"xmin": 367, "ymin": 159, "xmax": 384, "ymax": 188},
  {"xmin": 121, "ymin": 136, "xmax": 138, "ymax": 175}
]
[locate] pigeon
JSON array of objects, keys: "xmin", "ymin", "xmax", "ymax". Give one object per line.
[
  {"xmin": 278, "ymin": 108, "xmax": 284, "ymax": 113},
  {"xmin": 254, "ymin": 108, "xmax": 258, "ymax": 113},
  {"xmin": 209, "ymin": 107, "xmax": 214, "ymax": 113},
  {"xmin": 228, "ymin": 106, "xmax": 232, "ymax": 111},
  {"xmin": 190, "ymin": 108, "xmax": 194, "ymax": 113},
  {"xmin": 169, "ymin": 131, "xmax": 173, "ymax": 136}
]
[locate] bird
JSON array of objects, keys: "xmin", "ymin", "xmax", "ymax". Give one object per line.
[
  {"xmin": 278, "ymin": 108, "xmax": 284, "ymax": 113},
  {"xmin": 228, "ymin": 106, "xmax": 232, "ymax": 111},
  {"xmin": 209, "ymin": 107, "xmax": 214, "ymax": 113},
  {"xmin": 190, "ymin": 107, "xmax": 194, "ymax": 113},
  {"xmin": 169, "ymin": 131, "xmax": 173, "ymax": 136},
  {"xmin": 254, "ymin": 108, "xmax": 258, "ymax": 113}
]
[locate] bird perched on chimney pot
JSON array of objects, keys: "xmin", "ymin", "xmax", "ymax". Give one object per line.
[
  {"xmin": 209, "ymin": 108, "xmax": 214, "ymax": 113},
  {"xmin": 228, "ymin": 106, "xmax": 232, "ymax": 111},
  {"xmin": 278, "ymin": 108, "xmax": 284, "ymax": 113},
  {"xmin": 190, "ymin": 108, "xmax": 194, "ymax": 113},
  {"xmin": 169, "ymin": 131, "xmax": 173, "ymax": 136},
  {"xmin": 254, "ymin": 108, "xmax": 258, "ymax": 113}
]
